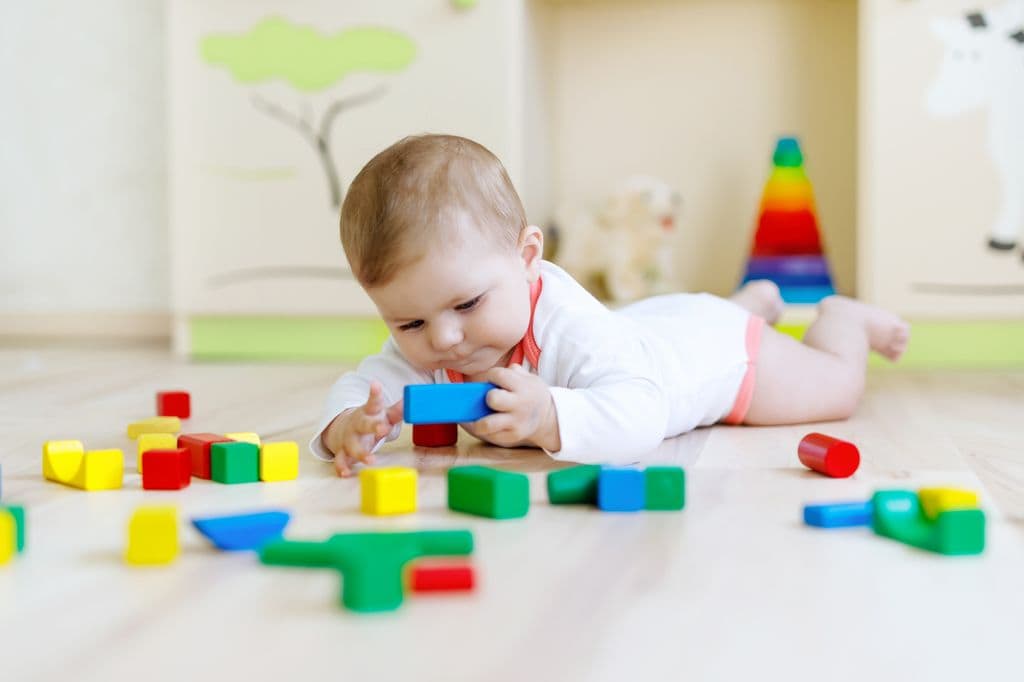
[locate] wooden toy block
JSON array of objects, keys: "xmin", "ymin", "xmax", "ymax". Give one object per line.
[
  {"xmin": 447, "ymin": 466, "xmax": 529, "ymax": 519},
  {"xmin": 412, "ymin": 423, "xmax": 458, "ymax": 447},
  {"xmin": 260, "ymin": 530, "xmax": 473, "ymax": 612},
  {"xmin": 141, "ymin": 448, "xmax": 192, "ymax": 490},
  {"xmin": 42, "ymin": 440, "xmax": 84, "ymax": 483},
  {"xmin": 918, "ymin": 487, "xmax": 979, "ymax": 521},
  {"xmin": 125, "ymin": 506, "xmax": 179, "ymax": 565},
  {"xmin": 136, "ymin": 432, "xmax": 177, "ymax": 473},
  {"xmin": 547, "ymin": 465, "xmax": 601, "ymax": 505},
  {"xmin": 803, "ymin": 501, "xmax": 873, "ymax": 528},
  {"xmin": 0, "ymin": 510, "xmax": 15, "ymax": 566},
  {"xmin": 403, "ymin": 383, "xmax": 496, "ymax": 424},
  {"xmin": 408, "ymin": 562, "xmax": 475, "ymax": 593},
  {"xmin": 644, "ymin": 466, "xmax": 686, "ymax": 511},
  {"xmin": 71, "ymin": 449, "xmax": 124, "ymax": 491},
  {"xmin": 360, "ymin": 467, "xmax": 417, "ymax": 515},
  {"xmin": 871, "ymin": 490, "xmax": 985, "ymax": 556},
  {"xmin": 259, "ymin": 441, "xmax": 299, "ymax": 482},
  {"xmin": 178, "ymin": 433, "xmax": 232, "ymax": 479},
  {"xmin": 597, "ymin": 468, "xmax": 645, "ymax": 512},
  {"xmin": 192, "ymin": 510, "xmax": 291, "ymax": 551},
  {"xmin": 127, "ymin": 417, "xmax": 181, "ymax": 440},
  {"xmin": 225, "ymin": 432, "xmax": 261, "ymax": 446},
  {"xmin": 798, "ymin": 432, "xmax": 860, "ymax": 478},
  {"xmin": 1, "ymin": 505, "xmax": 26, "ymax": 553},
  {"xmin": 211, "ymin": 441, "xmax": 260, "ymax": 484},
  {"xmin": 156, "ymin": 390, "xmax": 191, "ymax": 419}
]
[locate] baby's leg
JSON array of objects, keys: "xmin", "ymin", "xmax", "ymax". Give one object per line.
[
  {"xmin": 729, "ymin": 280, "xmax": 784, "ymax": 324},
  {"xmin": 743, "ymin": 296, "xmax": 910, "ymax": 424}
]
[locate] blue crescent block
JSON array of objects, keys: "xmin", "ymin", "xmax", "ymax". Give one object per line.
[
  {"xmin": 403, "ymin": 383, "xmax": 496, "ymax": 424},
  {"xmin": 191, "ymin": 510, "xmax": 292, "ymax": 551},
  {"xmin": 803, "ymin": 501, "xmax": 873, "ymax": 528},
  {"xmin": 597, "ymin": 468, "xmax": 646, "ymax": 512}
]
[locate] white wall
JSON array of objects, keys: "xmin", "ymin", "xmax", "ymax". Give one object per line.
[{"xmin": 0, "ymin": 0, "xmax": 167, "ymax": 316}]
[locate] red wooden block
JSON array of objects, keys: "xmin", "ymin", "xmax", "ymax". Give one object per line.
[
  {"xmin": 752, "ymin": 209, "xmax": 822, "ymax": 257},
  {"xmin": 178, "ymin": 433, "xmax": 232, "ymax": 479},
  {"xmin": 157, "ymin": 391, "xmax": 191, "ymax": 419},
  {"xmin": 412, "ymin": 423, "xmax": 458, "ymax": 447},
  {"xmin": 409, "ymin": 563, "xmax": 475, "ymax": 592},
  {"xmin": 798, "ymin": 432, "xmax": 860, "ymax": 478},
  {"xmin": 142, "ymin": 448, "xmax": 192, "ymax": 490}
]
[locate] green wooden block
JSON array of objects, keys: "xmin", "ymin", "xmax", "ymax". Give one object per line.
[
  {"xmin": 547, "ymin": 465, "xmax": 600, "ymax": 504},
  {"xmin": 1, "ymin": 505, "xmax": 25, "ymax": 552},
  {"xmin": 644, "ymin": 467, "xmax": 685, "ymax": 511},
  {"xmin": 871, "ymin": 490, "xmax": 985, "ymax": 556},
  {"xmin": 932, "ymin": 509, "xmax": 985, "ymax": 555},
  {"xmin": 260, "ymin": 530, "xmax": 473, "ymax": 612},
  {"xmin": 448, "ymin": 466, "xmax": 529, "ymax": 519},
  {"xmin": 210, "ymin": 442, "xmax": 259, "ymax": 484}
]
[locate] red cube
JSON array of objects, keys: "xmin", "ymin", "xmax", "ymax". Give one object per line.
[
  {"xmin": 412, "ymin": 423, "xmax": 458, "ymax": 447},
  {"xmin": 157, "ymin": 391, "xmax": 191, "ymax": 419},
  {"xmin": 142, "ymin": 448, "xmax": 192, "ymax": 490},
  {"xmin": 178, "ymin": 433, "xmax": 232, "ymax": 479},
  {"xmin": 409, "ymin": 562, "xmax": 475, "ymax": 593}
]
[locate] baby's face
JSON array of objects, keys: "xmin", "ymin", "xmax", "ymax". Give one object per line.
[{"xmin": 365, "ymin": 227, "xmax": 538, "ymax": 379}]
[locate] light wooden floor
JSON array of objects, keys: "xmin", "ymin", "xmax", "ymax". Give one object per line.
[{"xmin": 1, "ymin": 343, "xmax": 1023, "ymax": 682}]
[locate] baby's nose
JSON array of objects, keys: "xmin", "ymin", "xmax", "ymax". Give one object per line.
[{"xmin": 430, "ymin": 321, "xmax": 464, "ymax": 351}]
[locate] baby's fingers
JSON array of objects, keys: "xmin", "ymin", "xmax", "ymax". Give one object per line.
[{"xmin": 364, "ymin": 381, "xmax": 386, "ymax": 415}]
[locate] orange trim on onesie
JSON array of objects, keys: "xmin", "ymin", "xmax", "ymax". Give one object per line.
[{"xmin": 722, "ymin": 315, "xmax": 766, "ymax": 425}]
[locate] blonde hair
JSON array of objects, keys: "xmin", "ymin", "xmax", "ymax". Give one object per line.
[{"xmin": 340, "ymin": 134, "xmax": 527, "ymax": 287}]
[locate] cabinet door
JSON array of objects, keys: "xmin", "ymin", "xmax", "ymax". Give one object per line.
[
  {"xmin": 859, "ymin": 0, "xmax": 1024, "ymax": 317},
  {"xmin": 169, "ymin": 0, "xmax": 521, "ymax": 316}
]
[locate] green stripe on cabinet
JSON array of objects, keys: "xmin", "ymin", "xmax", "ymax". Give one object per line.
[{"xmin": 190, "ymin": 317, "xmax": 389, "ymax": 361}]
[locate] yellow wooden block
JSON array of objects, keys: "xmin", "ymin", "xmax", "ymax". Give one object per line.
[
  {"xmin": 225, "ymin": 432, "xmax": 261, "ymax": 446},
  {"xmin": 127, "ymin": 417, "xmax": 181, "ymax": 440},
  {"xmin": 70, "ymin": 449, "xmax": 124, "ymax": 491},
  {"xmin": 125, "ymin": 506, "xmax": 178, "ymax": 565},
  {"xmin": 0, "ymin": 510, "xmax": 15, "ymax": 566},
  {"xmin": 137, "ymin": 433, "xmax": 178, "ymax": 473},
  {"xmin": 919, "ymin": 488, "xmax": 979, "ymax": 520},
  {"xmin": 259, "ymin": 442, "xmax": 299, "ymax": 482},
  {"xmin": 42, "ymin": 440, "xmax": 84, "ymax": 483},
  {"xmin": 360, "ymin": 467, "xmax": 417, "ymax": 516}
]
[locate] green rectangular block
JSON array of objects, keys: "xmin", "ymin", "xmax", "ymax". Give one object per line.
[
  {"xmin": 933, "ymin": 509, "xmax": 985, "ymax": 555},
  {"xmin": 448, "ymin": 466, "xmax": 529, "ymax": 519},
  {"xmin": 211, "ymin": 442, "xmax": 259, "ymax": 484},
  {"xmin": 1, "ymin": 505, "xmax": 25, "ymax": 552},
  {"xmin": 547, "ymin": 465, "xmax": 600, "ymax": 504},
  {"xmin": 644, "ymin": 467, "xmax": 685, "ymax": 511},
  {"xmin": 872, "ymin": 490, "xmax": 985, "ymax": 556}
]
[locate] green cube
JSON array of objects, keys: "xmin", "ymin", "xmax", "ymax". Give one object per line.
[
  {"xmin": 1, "ymin": 505, "xmax": 25, "ymax": 552},
  {"xmin": 933, "ymin": 509, "xmax": 985, "ymax": 555},
  {"xmin": 211, "ymin": 442, "xmax": 259, "ymax": 484},
  {"xmin": 644, "ymin": 467, "xmax": 685, "ymax": 511},
  {"xmin": 547, "ymin": 465, "xmax": 600, "ymax": 504},
  {"xmin": 448, "ymin": 466, "xmax": 529, "ymax": 519}
]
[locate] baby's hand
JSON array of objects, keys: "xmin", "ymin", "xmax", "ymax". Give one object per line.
[
  {"xmin": 462, "ymin": 364, "xmax": 561, "ymax": 452},
  {"xmin": 323, "ymin": 381, "xmax": 403, "ymax": 477}
]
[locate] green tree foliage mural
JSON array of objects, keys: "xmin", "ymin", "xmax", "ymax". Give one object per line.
[{"xmin": 201, "ymin": 17, "xmax": 416, "ymax": 207}]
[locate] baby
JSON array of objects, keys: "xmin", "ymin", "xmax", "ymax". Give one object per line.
[{"xmin": 312, "ymin": 134, "xmax": 910, "ymax": 477}]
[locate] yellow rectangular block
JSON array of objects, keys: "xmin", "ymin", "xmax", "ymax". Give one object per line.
[
  {"xmin": 225, "ymin": 432, "xmax": 261, "ymax": 446},
  {"xmin": 360, "ymin": 467, "xmax": 417, "ymax": 516},
  {"xmin": 137, "ymin": 433, "xmax": 178, "ymax": 473},
  {"xmin": 0, "ymin": 510, "xmax": 15, "ymax": 566},
  {"xmin": 127, "ymin": 417, "xmax": 181, "ymax": 440},
  {"xmin": 259, "ymin": 442, "xmax": 299, "ymax": 482},
  {"xmin": 42, "ymin": 440, "xmax": 84, "ymax": 483},
  {"xmin": 71, "ymin": 449, "xmax": 124, "ymax": 491},
  {"xmin": 919, "ymin": 488, "xmax": 979, "ymax": 521},
  {"xmin": 125, "ymin": 506, "xmax": 178, "ymax": 565}
]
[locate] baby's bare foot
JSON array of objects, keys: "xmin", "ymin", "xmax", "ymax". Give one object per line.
[
  {"xmin": 820, "ymin": 296, "xmax": 910, "ymax": 361},
  {"xmin": 730, "ymin": 279, "xmax": 785, "ymax": 324}
]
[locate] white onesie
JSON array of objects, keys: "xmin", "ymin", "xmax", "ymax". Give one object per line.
[{"xmin": 310, "ymin": 260, "xmax": 764, "ymax": 465}]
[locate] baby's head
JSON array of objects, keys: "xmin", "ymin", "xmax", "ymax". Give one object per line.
[{"xmin": 340, "ymin": 134, "xmax": 543, "ymax": 375}]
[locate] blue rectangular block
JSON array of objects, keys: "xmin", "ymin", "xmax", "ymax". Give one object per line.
[
  {"xmin": 597, "ymin": 468, "xmax": 645, "ymax": 512},
  {"xmin": 403, "ymin": 383, "xmax": 496, "ymax": 424},
  {"xmin": 803, "ymin": 501, "xmax": 873, "ymax": 528}
]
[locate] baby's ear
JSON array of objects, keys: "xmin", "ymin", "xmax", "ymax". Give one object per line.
[{"xmin": 519, "ymin": 224, "xmax": 545, "ymax": 278}]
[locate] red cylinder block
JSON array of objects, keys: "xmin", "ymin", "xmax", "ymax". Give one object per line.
[
  {"xmin": 798, "ymin": 432, "xmax": 860, "ymax": 478},
  {"xmin": 409, "ymin": 563, "xmax": 475, "ymax": 593},
  {"xmin": 413, "ymin": 423, "xmax": 458, "ymax": 447}
]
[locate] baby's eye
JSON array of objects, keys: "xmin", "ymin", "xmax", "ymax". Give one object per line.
[
  {"xmin": 455, "ymin": 295, "xmax": 483, "ymax": 312},
  {"xmin": 398, "ymin": 320, "xmax": 423, "ymax": 332}
]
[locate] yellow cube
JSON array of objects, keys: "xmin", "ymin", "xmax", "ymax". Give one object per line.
[
  {"xmin": 260, "ymin": 442, "xmax": 299, "ymax": 482},
  {"xmin": 360, "ymin": 467, "xmax": 417, "ymax": 516},
  {"xmin": 225, "ymin": 432, "xmax": 261, "ymax": 446},
  {"xmin": 125, "ymin": 506, "xmax": 178, "ymax": 565},
  {"xmin": 137, "ymin": 433, "xmax": 178, "ymax": 473},
  {"xmin": 42, "ymin": 440, "xmax": 84, "ymax": 483},
  {"xmin": 919, "ymin": 487, "xmax": 979, "ymax": 521},
  {"xmin": 0, "ymin": 510, "xmax": 15, "ymax": 566},
  {"xmin": 71, "ymin": 449, "xmax": 124, "ymax": 491},
  {"xmin": 127, "ymin": 417, "xmax": 181, "ymax": 440}
]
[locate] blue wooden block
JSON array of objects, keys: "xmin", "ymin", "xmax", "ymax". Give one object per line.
[
  {"xmin": 403, "ymin": 383, "xmax": 496, "ymax": 424},
  {"xmin": 597, "ymin": 468, "xmax": 645, "ymax": 512},
  {"xmin": 191, "ymin": 510, "xmax": 291, "ymax": 551},
  {"xmin": 803, "ymin": 501, "xmax": 873, "ymax": 528}
]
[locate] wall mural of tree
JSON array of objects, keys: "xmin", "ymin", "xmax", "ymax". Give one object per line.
[{"xmin": 200, "ymin": 17, "xmax": 416, "ymax": 208}]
